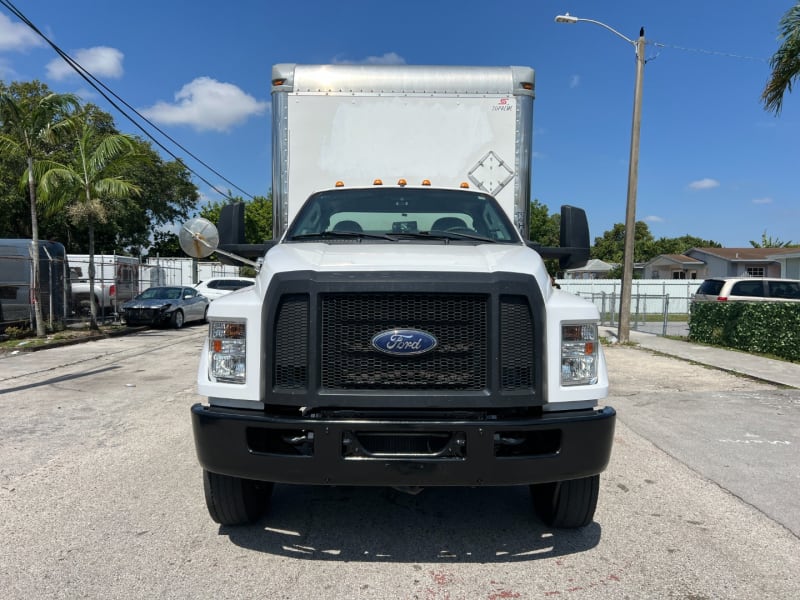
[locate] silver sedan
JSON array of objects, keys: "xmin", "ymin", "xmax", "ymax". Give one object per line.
[{"xmin": 121, "ymin": 286, "xmax": 209, "ymax": 329}]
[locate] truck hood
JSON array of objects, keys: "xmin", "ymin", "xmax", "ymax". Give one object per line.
[{"xmin": 264, "ymin": 242, "xmax": 544, "ymax": 275}]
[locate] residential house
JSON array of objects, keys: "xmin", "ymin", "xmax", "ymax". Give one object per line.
[
  {"xmin": 563, "ymin": 258, "xmax": 616, "ymax": 279},
  {"xmin": 643, "ymin": 247, "xmax": 799, "ymax": 279},
  {"xmin": 642, "ymin": 254, "xmax": 705, "ymax": 279},
  {"xmin": 770, "ymin": 250, "xmax": 800, "ymax": 279}
]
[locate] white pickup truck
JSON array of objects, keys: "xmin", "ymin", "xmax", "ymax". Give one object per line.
[{"xmin": 68, "ymin": 254, "xmax": 139, "ymax": 316}]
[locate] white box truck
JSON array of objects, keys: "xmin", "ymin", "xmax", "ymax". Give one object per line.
[{"xmin": 185, "ymin": 64, "xmax": 615, "ymax": 528}]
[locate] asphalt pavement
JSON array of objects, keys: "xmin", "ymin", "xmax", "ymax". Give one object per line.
[{"xmin": 602, "ymin": 326, "xmax": 800, "ymax": 389}]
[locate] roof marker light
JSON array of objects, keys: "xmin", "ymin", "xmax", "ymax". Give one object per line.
[
  {"xmin": 421, "ymin": 179, "xmax": 431, "ymax": 186},
  {"xmin": 397, "ymin": 178, "xmax": 407, "ymax": 187},
  {"xmin": 373, "ymin": 179, "xmax": 383, "ymax": 186},
  {"xmin": 460, "ymin": 182, "xmax": 470, "ymax": 188},
  {"xmin": 335, "ymin": 181, "xmax": 345, "ymax": 187}
]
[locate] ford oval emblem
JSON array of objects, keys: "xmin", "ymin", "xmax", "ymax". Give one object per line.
[{"xmin": 371, "ymin": 329, "xmax": 438, "ymax": 356}]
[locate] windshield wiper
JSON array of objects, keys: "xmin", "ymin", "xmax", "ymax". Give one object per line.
[
  {"xmin": 289, "ymin": 231, "xmax": 398, "ymax": 242},
  {"xmin": 423, "ymin": 230, "xmax": 496, "ymax": 242}
]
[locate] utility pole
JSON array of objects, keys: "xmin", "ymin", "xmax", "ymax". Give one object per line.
[{"xmin": 618, "ymin": 28, "xmax": 645, "ymax": 343}]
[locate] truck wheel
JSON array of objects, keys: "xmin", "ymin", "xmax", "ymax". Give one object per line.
[
  {"xmin": 171, "ymin": 309, "xmax": 184, "ymax": 329},
  {"xmin": 530, "ymin": 474, "xmax": 599, "ymax": 528},
  {"xmin": 202, "ymin": 470, "xmax": 273, "ymax": 525}
]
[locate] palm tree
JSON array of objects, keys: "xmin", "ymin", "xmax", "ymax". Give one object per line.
[
  {"xmin": 37, "ymin": 120, "xmax": 141, "ymax": 330},
  {"xmin": 762, "ymin": 2, "xmax": 800, "ymax": 114},
  {"xmin": 0, "ymin": 92, "xmax": 79, "ymax": 336}
]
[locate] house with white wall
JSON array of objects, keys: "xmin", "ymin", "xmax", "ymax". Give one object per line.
[
  {"xmin": 642, "ymin": 247, "xmax": 800, "ymax": 280},
  {"xmin": 642, "ymin": 254, "xmax": 705, "ymax": 279}
]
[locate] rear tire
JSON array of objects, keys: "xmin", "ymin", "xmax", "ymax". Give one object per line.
[
  {"xmin": 531, "ymin": 475, "xmax": 599, "ymax": 528},
  {"xmin": 171, "ymin": 309, "xmax": 184, "ymax": 329},
  {"xmin": 202, "ymin": 470, "xmax": 272, "ymax": 525}
]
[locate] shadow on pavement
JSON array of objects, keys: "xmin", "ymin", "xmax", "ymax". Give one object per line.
[{"xmin": 221, "ymin": 484, "xmax": 602, "ymax": 562}]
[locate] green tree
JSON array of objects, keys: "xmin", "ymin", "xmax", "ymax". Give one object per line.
[
  {"xmin": 749, "ymin": 230, "xmax": 793, "ymax": 248},
  {"xmin": 528, "ymin": 200, "xmax": 561, "ymax": 276},
  {"xmin": 591, "ymin": 221, "xmax": 655, "ymax": 265},
  {"xmin": 528, "ymin": 199, "xmax": 560, "ymax": 246},
  {"xmin": 651, "ymin": 235, "xmax": 722, "ymax": 256},
  {"xmin": 0, "ymin": 89, "xmax": 79, "ymax": 336},
  {"xmin": 37, "ymin": 120, "xmax": 142, "ymax": 330},
  {"xmin": 762, "ymin": 2, "xmax": 800, "ymax": 114}
]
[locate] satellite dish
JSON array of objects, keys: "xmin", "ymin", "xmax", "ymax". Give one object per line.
[{"xmin": 179, "ymin": 217, "xmax": 219, "ymax": 259}]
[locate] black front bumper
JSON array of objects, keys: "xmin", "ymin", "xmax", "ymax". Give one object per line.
[{"xmin": 191, "ymin": 404, "xmax": 616, "ymax": 487}]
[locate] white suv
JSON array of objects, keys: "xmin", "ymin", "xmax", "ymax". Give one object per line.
[
  {"xmin": 193, "ymin": 277, "xmax": 255, "ymax": 301},
  {"xmin": 693, "ymin": 277, "xmax": 800, "ymax": 302}
]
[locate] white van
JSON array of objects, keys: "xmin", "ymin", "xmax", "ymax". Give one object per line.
[{"xmin": 693, "ymin": 277, "xmax": 800, "ymax": 302}]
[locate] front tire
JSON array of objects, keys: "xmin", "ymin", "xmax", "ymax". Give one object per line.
[
  {"xmin": 531, "ymin": 475, "xmax": 599, "ymax": 528},
  {"xmin": 202, "ymin": 470, "xmax": 273, "ymax": 525},
  {"xmin": 171, "ymin": 309, "xmax": 184, "ymax": 329}
]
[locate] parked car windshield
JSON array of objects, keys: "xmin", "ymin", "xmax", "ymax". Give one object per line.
[
  {"xmin": 284, "ymin": 187, "xmax": 520, "ymax": 243},
  {"xmin": 138, "ymin": 287, "xmax": 183, "ymax": 300}
]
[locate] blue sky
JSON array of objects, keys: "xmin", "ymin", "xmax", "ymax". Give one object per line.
[{"xmin": 1, "ymin": 0, "xmax": 797, "ymax": 247}]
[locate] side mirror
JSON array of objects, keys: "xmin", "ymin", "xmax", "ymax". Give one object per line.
[
  {"xmin": 217, "ymin": 203, "xmax": 274, "ymax": 265},
  {"xmin": 558, "ymin": 205, "xmax": 590, "ymax": 270},
  {"xmin": 527, "ymin": 205, "xmax": 590, "ymax": 270}
]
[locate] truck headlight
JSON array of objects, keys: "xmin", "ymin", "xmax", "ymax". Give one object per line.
[
  {"xmin": 209, "ymin": 320, "xmax": 246, "ymax": 384},
  {"xmin": 561, "ymin": 323, "xmax": 598, "ymax": 386}
]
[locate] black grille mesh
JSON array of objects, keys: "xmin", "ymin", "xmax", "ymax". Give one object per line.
[
  {"xmin": 500, "ymin": 295, "xmax": 535, "ymax": 390},
  {"xmin": 274, "ymin": 294, "xmax": 309, "ymax": 389},
  {"xmin": 321, "ymin": 294, "xmax": 488, "ymax": 390},
  {"xmin": 272, "ymin": 291, "xmax": 535, "ymax": 393}
]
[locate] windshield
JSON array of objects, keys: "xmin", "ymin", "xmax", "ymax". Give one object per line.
[
  {"xmin": 284, "ymin": 188, "xmax": 520, "ymax": 244},
  {"xmin": 138, "ymin": 287, "xmax": 182, "ymax": 300}
]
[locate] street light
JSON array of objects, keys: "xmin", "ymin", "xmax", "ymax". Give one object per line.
[{"xmin": 555, "ymin": 13, "xmax": 645, "ymax": 344}]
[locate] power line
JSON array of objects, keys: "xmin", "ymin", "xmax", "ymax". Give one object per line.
[
  {"xmin": 0, "ymin": 0, "xmax": 256, "ymax": 201},
  {"xmin": 648, "ymin": 40, "xmax": 769, "ymax": 63}
]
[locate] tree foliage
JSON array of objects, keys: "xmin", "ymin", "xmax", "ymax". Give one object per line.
[
  {"xmin": 651, "ymin": 234, "xmax": 722, "ymax": 255},
  {"xmin": 0, "ymin": 80, "xmax": 200, "ymax": 256},
  {"xmin": 528, "ymin": 199, "xmax": 560, "ymax": 246},
  {"xmin": 762, "ymin": 2, "xmax": 800, "ymax": 114},
  {"xmin": 591, "ymin": 221, "xmax": 656, "ymax": 264},
  {"xmin": 0, "ymin": 82, "xmax": 79, "ymax": 335},
  {"xmin": 749, "ymin": 230, "xmax": 794, "ymax": 248},
  {"xmin": 36, "ymin": 119, "xmax": 142, "ymax": 330}
]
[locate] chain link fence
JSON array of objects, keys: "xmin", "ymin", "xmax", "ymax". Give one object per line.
[{"xmin": 557, "ymin": 279, "xmax": 701, "ymax": 337}]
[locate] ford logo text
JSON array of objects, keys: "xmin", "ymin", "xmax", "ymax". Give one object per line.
[{"xmin": 371, "ymin": 329, "xmax": 438, "ymax": 356}]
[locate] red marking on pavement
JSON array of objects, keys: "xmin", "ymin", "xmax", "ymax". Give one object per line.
[
  {"xmin": 429, "ymin": 570, "xmax": 453, "ymax": 585},
  {"xmin": 488, "ymin": 590, "xmax": 521, "ymax": 599}
]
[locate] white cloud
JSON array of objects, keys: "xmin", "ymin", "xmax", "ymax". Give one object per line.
[
  {"xmin": 644, "ymin": 215, "xmax": 664, "ymax": 222},
  {"xmin": 46, "ymin": 46, "xmax": 124, "ymax": 80},
  {"xmin": 141, "ymin": 77, "xmax": 268, "ymax": 132},
  {"xmin": 333, "ymin": 53, "xmax": 406, "ymax": 65},
  {"xmin": 752, "ymin": 197, "xmax": 773, "ymax": 204},
  {"xmin": 0, "ymin": 57, "xmax": 18, "ymax": 80},
  {"xmin": 0, "ymin": 13, "xmax": 43, "ymax": 51},
  {"xmin": 688, "ymin": 178, "xmax": 720, "ymax": 190},
  {"xmin": 569, "ymin": 74, "xmax": 580, "ymax": 89}
]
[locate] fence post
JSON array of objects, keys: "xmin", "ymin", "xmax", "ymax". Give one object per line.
[
  {"xmin": 610, "ymin": 291, "xmax": 616, "ymax": 326},
  {"xmin": 601, "ymin": 291, "xmax": 607, "ymax": 325},
  {"xmin": 662, "ymin": 294, "xmax": 670, "ymax": 336}
]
